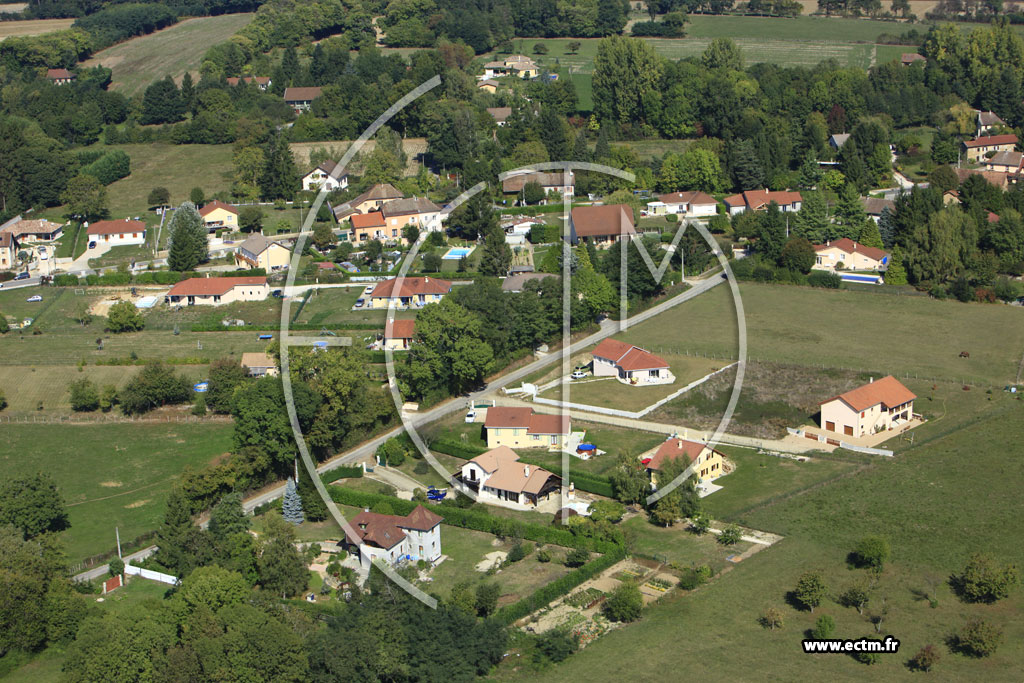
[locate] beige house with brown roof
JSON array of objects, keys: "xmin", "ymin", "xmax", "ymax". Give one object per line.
[
  {"xmin": 502, "ymin": 171, "xmax": 574, "ymax": 198},
  {"xmin": 369, "ymin": 276, "xmax": 451, "ymax": 309},
  {"xmin": 486, "ymin": 107, "xmax": 512, "ymax": 126},
  {"xmin": 380, "ymin": 197, "xmax": 443, "ymax": 236},
  {"xmin": 962, "ymin": 134, "xmax": 1018, "ymax": 163},
  {"xmin": 241, "ymin": 352, "xmax": 278, "ymax": 377},
  {"xmin": 198, "ymin": 201, "xmax": 238, "ymax": 231},
  {"xmin": 165, "ymin": 276, "xmax": 268, "ymax": 306},
  {"xmin": 484, "ymin": 407, "xmax": 571, "ymax": 452},
  {"xmin": 460, "ymin": 446, "xmax": 561, "ymax": 507},
  {"xmin": 331, "ymin": 183, "xmax": 404, "ymax": 221},
  {"xmin": 813, "ymin": 238, "xmax": 889, "ymax": 273},
  {"xmin": 87, "ymin": 219, "xmax": 147, "ymax": 247},
  {"xmin": 983, "ymin": 150, "xmax": 1024, "ymax": 175},
  {"xmin": 283, "ymin": 86, "xmax": 322, "ymax": 113},
  {"xmin": 642, "ymin": 437, "xmax": 727, "ymax": 488},
  {"xmin": 819, "ymin": 375, "xmax": 916, "ymax": 438},
  {"xmin": 646, "ymin": 191, "xmax": 718, "ymax": 218},
  {"xmin": 569, "ymin": 204, "xmax": 636, "ymax": 246},
  {"xmin": 591, "ymin": 338, "xmax": 674, "ymax": 386},
  {"xmin": 0, "ymin": 232, "xmax": 15, "ymax": 270},
  {"xmin": 45, "ymin": 68, "xmax": 74, "ymax": 85},
  {"xmin": 723, "ymin": 189, "xmax": 802, "ymax": 216},
  {"xmin": 382, "ymin": 319, "xmax": 415, "ymax": 350},
  {"xmin": 1, "ymin": 216, "xmax": 64, "ymax": 243},
  {"xmin": 234, "ymin": 233, "xmax": 291, "ymax": 271},
  {"xmin": 343, "ymin": 505, "xmax": 443, "ymax": 570}
]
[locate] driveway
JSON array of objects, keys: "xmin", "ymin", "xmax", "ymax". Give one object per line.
[{"xmin": 67, "ymin": 240, "xmax": 112, "ymax": 272}]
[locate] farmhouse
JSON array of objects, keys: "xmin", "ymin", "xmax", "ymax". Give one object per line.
[
  {"xmin": 45, "ymin": 68, "xmax": 74, "ymax": 85},
  {"xmin": 283, "ymin": 86, "xmax": 322, "ymax": 113},
  {"xmin": 723, "ymin": 189, "xmax": 802, "ymax": 215},
  {"xmin": 953, "ymin": 167, "xmax": 1009, "ymax": 190},
  {"xmin": 380, "ymin": 197, "xmax": 443, "ymax": 236},
  {"xmin": 478, "ymin": 79, "xmax": 500, "ymax": 93},
  {"xmin": 983, "ymin": 150, "xmax": 1023, "ymax": 175},
  {"xmin": 591, "ymin": 338, "xmax": 674, "ymax": 386},
  {"xmin": 301, "ymin": 160, "xmax": 349, "ymax": 192},
  {"xmin": 383, "ymin": 319, "xmax": 415, "ymax": 351},
  {"xmin": 87, "ymin": 219, "xmax": 147, "ymax": 247},
  {"xmin": 502, "ymin": 171, "xmax": 574, "ymax": 198},
  {"xmin": 459, "ymin": 446, "xmax": 561, "ymax": 507},
  {"xmin": 343, "ymin": 505, "xmax": 443, "ymax": 570},
  {"xmin": 819, "ymin": 375, "xmax": 916, "ymax": 438},
  {"xmin": 484, "ymin": 407, "xmax": 571, "ymax": 452},
  {"xmin": 645, "ymin": 191, "xmax": 718, "ymax": 218},
  {"xmin": 368, "ymin": 276, "xmax": 451, "ymax": 309},
  {"xmin": 241, "ymin": 352, "xmax": 278, "ymax": 377},
  {"xmin": 962, "ymin": 134, "xmax": 1018, "ymax": 163},
  {"xmin": 198, "ymin": 201, "xmax": 238, "ymax": 231},
  {"xmin": 0, "ymin": 215, "xmax": 64, "ymax": 243},
  {"xmin": 569, "ymin": 204, "xmax": 636, "ymax": 246},
  {"xmin": 642, "ymin": 437, "xmax": 727, "ymax": 489},
  {"xmin": 165, "ymin": 276, "xmax": 268, "ymax": 306},
  {"xmin": 226, "ymin": 76, "xmax": 271, "ymax": 90},
  {"xmin": 977, "ymin": 110, "xmax": 1007, "ymax": 136},
  {"xmin": 234, "ymin": 233, "xmax": 291, "ymax": 271},
  {"xmin": 331, "ymin": 183, "xmax": 404, "ymax": 221},
  {"xmin": 813, "ymin": 238, "xmax": 889, "ymax": 273},
  {"xmin": 482, "ymin": 54, "xmax": 538, "ymax": 79}
]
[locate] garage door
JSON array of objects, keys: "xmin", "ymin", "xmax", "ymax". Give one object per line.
[{"xmin": 844, "ymin": 425, "xmax": 854, "ymax": 436}]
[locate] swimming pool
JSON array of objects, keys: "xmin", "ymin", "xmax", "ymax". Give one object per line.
[{"xmin": 442, "ymin": 247, "xmax": 474, "ymax": 260}]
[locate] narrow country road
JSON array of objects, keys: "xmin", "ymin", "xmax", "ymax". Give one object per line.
[
  {"xmin": 241, "ymin": 273, "xmax": 727, "ymax": 513},
  {"xmin": 72, "ymin": 545, "xmax": 157, "ymax": 583}
]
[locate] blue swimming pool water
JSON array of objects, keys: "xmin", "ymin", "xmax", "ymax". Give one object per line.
[{"xmin": 443, "ymin": 247, "xmax": 472, "ymax": 260}]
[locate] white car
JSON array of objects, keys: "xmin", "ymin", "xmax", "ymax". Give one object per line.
[
  {"xmin": 571, "ymin": 370, "xmax": 587, "ymax": 380},
  {"xmin": 26, "ymin": 295, "xmax": 43, "ymax": 302},
  {"xmin": 465, "ymin": 411, "xmax": 476, "ymax": 423},
  {"xmin": 364, "ymin": 286, "xmax": 374, "ymax": 294}
]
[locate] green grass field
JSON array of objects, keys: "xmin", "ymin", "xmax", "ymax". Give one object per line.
[
  {"xmin": 0, "ymin": 422, "xmax": 233, "ymax": 563},
  {"xmin": 621, "ymin": 515, "xmax": 752, "ymax": 573},
  {"xmin": 615, "ymin": 282, "xmax": 1024, "ymax": 387},
  {"xmin": 81, "ymin": 13, "xmax": 254, "ymax": 95}
]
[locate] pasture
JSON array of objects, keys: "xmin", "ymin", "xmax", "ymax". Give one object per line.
[
  {"xmin": 81, "ymin": 13, "xmax": 254, "ymax": 95},
  {"xmin": 0, "ymin": 422, "xmax": 234, "ymax": 563},
  {"xmin": 0, "ymin": 18, "xmax": 74, "ymax": 40},
  {"xmin": 289, "ymin": 138, "xmax": 428, "ymax": 176},
  {"xmin": 615, "ymin": 282, "xmax": 1024, "ymax": 387}
]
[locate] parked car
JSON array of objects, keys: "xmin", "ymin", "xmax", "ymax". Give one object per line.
[
  {"xmin": 571, "ymin": 370, "xmax": 587, "ymax": 380},
  {"xmin": 26, "ymin": 295, "xmax": 43, "ymax": 302},
  {"xmin": 355, "ymin": 298, "xmax": 365, "ymax": 308},
  {"xmin": 14, "ymin": 271, "xmax": 30, "ymax": 281},
  {"xmin": 464, "ymin": 410, "xmax": 476, "ymax": 423},
  {"xmin": 38, "ymin": 246, "xmax": 48, "ymax": 260},
  {"xmin": 364, "ymin": 286, "xmax": 374, "ymax": 294},
  {"xmin": 88, "ymin": 241, "xmax": 97, "ymax": 249},
  {"xmin": 271, "ymin": 289, "xmax": 283, "ymax": 298}
]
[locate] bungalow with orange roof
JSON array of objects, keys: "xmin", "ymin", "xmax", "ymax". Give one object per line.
[
  {"xmin": 723, "ymin": 189, "xmax": 802, "ymax": 216},
  {"xmin": 343, "ymin": 505, "xmax": 443, "ymax": 570},
  {"xmin": 87, "ymin": 219, "xmax": 147, "ymax": 247},
  {"xmin": 383, "ymin": 319, "xmax": 415, "ymax": 351},
  {"xmin": 569, "ymin": 204, "xmax": 636, "ymax": 247},
  {"xmin": 368, "ymin": 276, "xmax": 452, "ymax": 309},
  {"xmin": 198, "ymin": 200, "xmax": 238, "ymax": 231},
  {"xmin": 45, "ymin": 68, "xmax": 74, "ymax": 85},
  {"xmin": 380, "ymin": 197, "xmax": 443, "ymax": 237},
  {"xmin": 350, "ymin": 211, "xmax": 387, "ymax": 243},
  {"xmin": 484, "ymin": 407, "xmax": 571, "ymax": 452},
  {"xmin": 962, "ymin": 134, "xmax": 1018, "ymax": 163},
  {"xmin": 813, "ymin": 238, "xmax": 889, "ymax": 273},
  {"xmin": 591, "ymin": 339, "xmax": 674, "ymax": 386},
  {"xmin": 641, "ymin": 437, "xmax": 727, "ymax": 489},
  {"xmin": 459, "ymin": 445, "xmax": 561, "ymax": 507},
  {"xmin": 164, "ymin": 276, "xmax": 268, "ymax": 306},
  {"xmin": 645, "ymin": 191, "xmax": 718, "ymax": 218},
  {"xmin": 819, "ymin": 375, "xmax": 916, "ymax": 438}
]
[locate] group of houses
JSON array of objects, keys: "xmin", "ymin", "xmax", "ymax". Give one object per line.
[
  {"xmin": 0, "ymin": 215, "xmax": 65, "ymax": 270},
  {"xmin": 329, "ymin": 183, "xmax": 444, "ymax": 245}
]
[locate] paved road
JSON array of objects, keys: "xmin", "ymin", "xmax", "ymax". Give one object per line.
[
  {"xmin": 241, "ymin": 274, "xmax": 726, "ymax": 513},
  {"xmin": 0, "ymin": 276, "xmax": 42, "ymax": 290},
  {"xmin": 72, "ymin": 545, "xmax": 158, "ymax": 583}
]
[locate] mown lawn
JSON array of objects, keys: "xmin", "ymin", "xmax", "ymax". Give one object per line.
[
  {"xmin": 0, "ymin": 422, "xmax": 233, "ymax": 564},
  {"xmin": 617, "ymin": 282, "xmax": 1023, "ymax": 387},
  {"xmin": 621, "ymin": 515, "xmax": 752, "ymax": 574}
]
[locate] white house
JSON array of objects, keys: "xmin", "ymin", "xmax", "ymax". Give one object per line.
[
  {"xmin": 302, "ymin": 160, "xmax": 349, "ymax": 192},
  {"xmin": 87, "ymin": 219, "xmax": 147, "ymax": 247},
  {"xmin": 591, "ymin": 338, "xmax": 674, "ymax": 386},
  {"xmin": 502, "ymin": 171, "xmax": 574, "ymax": 199},
  {"xmin": 646, "ymin": 191, "xmax": 718, "ymax": 218},
  {"xmin": 343, "ymin": 505, "xmax": 443, "ymax": 570},
  {"xmin": 164, "ymin": 276, "xmax": 268, "ymax": 306},
  {"xmin": 459, "ymin": 446, "xmax": 561, "ymax": 508}
]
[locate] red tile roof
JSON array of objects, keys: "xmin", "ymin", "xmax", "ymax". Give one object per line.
[
  {"xmin": 198, "ymin": 200, "xmax": 237, "ymax": 217},
  {"xmin": 813, "ymin": 238, "xmax": 889, "ymax": 263},
  {"xmin": 283, "ymin": 86, "xmax": 322, "ymax": 102},
  {"xmin": 166, "ymin": 276, "xmax": 267, "ymax": 298},
  {"xmin": 723, "ymin": 189, "xmax": 802, "ymax": 210},
  {"xmin": 370, "ymin": 276, "xmax": 452, "ymax": 299},
  {"xmin": 657, "ymin": 191, "xmax": 717, "ymax": 206},
  {"xmin": 386, "ymin": 319, "xmax": 415, "ymax": 339},
  {"xmin": 592, "ymin": 339, "xmax": 669, "ymax": 371},
  {"xmin": 527, "ymin": 413, "xmax": 571, "ymax": 435},
  {"xmin": 469, "ymin": 445, "xmax": 522, "ymax": 473},
  {"xmin": 87, "ymin": 219, "xmax": 146, "ymax": 236},
  {"xmin": 403, "ymin": 504, "xmax": 443, "ymax": 531},
  {"xmin": 962, "ymin": 134, "xmax": 1018, "ymax": 148},
  {"xmin": 571, "ymin": 204, "xmax": 635, "ymax": 238},
  {"xmin": 483, "ymin": 407, "xmax": 570, "ymax": 434},
  {"xmin": 351, "ymin": 211, "xmax": 385, "ymax": 229},
  {"xmin": 646, "ymin": 438, "xmax": 717, "ymax": 471},
  {"xmin": 901, "ymin": 53, "xmax": 925, "ymax": 64},
  {"xmin": 822, "ymin": 375, "xmax": 916, "ymax": 412},
  {"xmin": 46, "ymin": 68, "xmax": 73, "ymax": 79}
]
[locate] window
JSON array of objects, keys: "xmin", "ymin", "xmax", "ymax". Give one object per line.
[
  {"xmin": 513, "ymin": 428, "xmax": 520, "ymax": 436},
  {"xmin": 213, "ymin": 295, "xmax": 221, "ymax": 302}
]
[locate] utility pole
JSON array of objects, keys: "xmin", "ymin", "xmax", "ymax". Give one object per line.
[{"xmin": 116, "ymin": 526, "xmax": 122, "ymax": 559}]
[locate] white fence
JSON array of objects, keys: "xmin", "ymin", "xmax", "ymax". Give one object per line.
[{"xmin": 125, "ymin": 563, "xmax": 178, "ymax": 585}]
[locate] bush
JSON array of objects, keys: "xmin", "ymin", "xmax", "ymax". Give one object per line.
[
  {"xmin": 118, "ymin": 362, "xmax": 192, "ymax": 415},
  {"xmin": 807, "ymin": 270, "xmax": 841, "ymax": 288},
  {"xmin": 909, "ymin": 644, "xmax": 940, "ymax": 672},
  {"xmin": 534, "ymin": 628, "xmax": 578, "ymax": 663},
  {"xmin": 565, "ymin": 548, "xmax": 589, "ymax": 567},
  {"xmin": 794, "ymin": 570, "xmax": 827, "ymax": 612},
  {"xmin": 854, "ymin": 647, "xmax": 879, "ymax": 665},
  {"xmin": 811, "ymin": 614, "xmax": 835, "ymax": 639},
  {"xmin": 53, "ymin": 274, "xmax": 80, "ymax": 286},
  {"xmin": 851, "ymin": 535, "xmax": 890, "ymax": 571},
  {"xmin": 758, "ymin": 606, "xmax": 784, "ymax": 630},
  {"xmin": 952, "ymin": 553, "xmax": 1020, "ymax": 603},
  {"xmin": 508, "ymin": 542, "xmax": 528, "ymax": 562},
  {"xmin": 718, "ymin": 525, "xmax": 742, "ymax": 545},
  {"xmin": 106, "ymin": 300, "xmax": 144, "ymax": 333},
  {"xmin": 529, "ymin": 223, "xmax": 560, "ymax": 244},
  {"xmin": 536, "ymin": 549, "xmax": 552, "ymax": 563},
  {"xmin": 81, "ymin": 149, "xmax": 131, "ymax": 185},
  {"xmin": 68, "ymin": 378, "xmax": 100, "ymax": 411},
  {"xmin": 604, "ymin": 580, "xmax": 643, "ymax": 622},
  {"xmin": 108, "ymin": 557, "xmax": 125, "ymax": 577},
  {"xmin": 678, "ymin": 564, "xmax": 711, "ymax": 590}
]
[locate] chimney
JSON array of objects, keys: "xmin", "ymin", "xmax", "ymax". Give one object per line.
[
  {"xmin": 870, "ymin": 377, "xmax": 874, "ymax": 383},
  {"xmin": 364, "ymin": 507, "xmax": 370, "ymax": 513},
  {"xmin": 524, "ymin": 465, "xmax": 530, "ymax": 477}
]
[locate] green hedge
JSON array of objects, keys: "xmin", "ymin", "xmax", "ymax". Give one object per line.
[
  {"xmin": 327, "ymin": 486, "xmax": 621, "ymax": 554},
  {"xmin": 495, "ymin": 547, "xmax": 627, "ymax": 625},
  {"xmin": 430, "ymin": 438, "xmax": 487, "ymax": 459},
  {"xmin": 320, "ymin": 466, "xmax": 363, "ymax": 483},
  {"xmin": 81, "ymin": 149, "xmax": 131, "ymax": 185}
]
